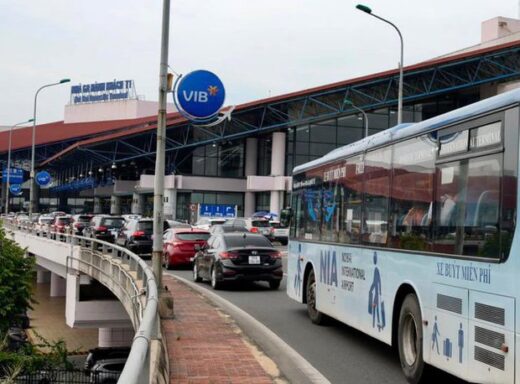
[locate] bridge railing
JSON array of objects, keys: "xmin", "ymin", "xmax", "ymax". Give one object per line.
[{"xmin": 2, "ymin": 219, "xmax": 163, "ymax": 384}]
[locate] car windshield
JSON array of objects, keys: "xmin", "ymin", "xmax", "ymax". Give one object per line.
[
  {"xmin": 77, "ymin": 216, "xmax": 91, "ymax": 222},
  {"xmin": 40, "ymin": 218, "xmax": 53, "ymax": 224},
  {"xmin": 210, "ymin": 219, "xmax": 226, "ymax": 225},
  {"xmin": 224, "ymin": 235, "xmax": 273, "ymax": 248},
  {"xmin": 269, "ymin": 222, "xmax": 284, "ymax": 228},
  {"xmin": 137, "ymin": 221, "xmax": 153, "ymax": 232},
  {"xmin": 176, "ymin": 232, "xmax": 210, "ymax": 241},
  {"xmin": 57, "ymin": 217, "xmax": 71, "ymax": 224},
  {"xmin": 102, "ymin": 218, "xmax": 125, "ymax": 228},
  {"xmin": 252, "ymin": 220, "xmax": 269, "ymax": 227}
]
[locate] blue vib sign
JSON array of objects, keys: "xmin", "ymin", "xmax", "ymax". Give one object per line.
[
  {"xmin": 176, "ymin": 70, "xmax": 225, "ymax": 120},
  {"xmin": 9, "ymin": 184, "xmax": 22, "ymax": 196},
  {"xmin": 35, "ymin": 171, "xmax": 52, "ymax": 187}
]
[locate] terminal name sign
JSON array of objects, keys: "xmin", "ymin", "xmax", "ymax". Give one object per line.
[
  {"xmin": 70, "ymin": 80, "xmax": 135, "ymax": 104},
  {"xmin": 2, "ymin": 167, "xmax": 24, "ymax": 184},
  {"xmin": 176, "ymin": 70, "xmax": 225, "ymax": 120}
]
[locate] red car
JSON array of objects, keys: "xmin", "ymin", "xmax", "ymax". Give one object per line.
[
  {"xmin": 50, "ymin": 216, "xmax": 72, "ymax": 233},
  {"xmin": 162, "ymin": 228, "xmax": 210, "ymax": 269}
]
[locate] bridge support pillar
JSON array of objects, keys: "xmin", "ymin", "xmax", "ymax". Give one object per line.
[
  {"xmin": 244, "ymin": 137, "xmax": 258, "ymax": 217},
  {"xmin": 164, "ymin": 189, "xmax": 177, "ymax": 220},
  {"xmin": 131, "ymin": 192, "xmax": 144, "ymax": 215},
  {"xmin": 269, "ymin": 132, "xmax": 286, "ymax": 216},
  {"xmin": 110, "ymin": 195, "xmax": 121, "ymax": 215},
  {"xmin": 50, "ymin": 272, "xmax": 66, "ymax": 297},
  {"xmin": 98, "ymin": 327, "xmax": 134, "ymax": 348},
  {"xmin": 93, "ymin": 197, "xmax": 102, "ymax": 214},
  {"xmin": 36, "ymin": 267, "xmax": 51, "ymax": 284}
]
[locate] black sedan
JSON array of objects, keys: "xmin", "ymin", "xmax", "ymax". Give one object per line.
[
  {"xmin": 192, "ymin": 233, "xmax": 283, "ymax": 290},
  {"xmin": 115, "ymin": 219, "xmax": 169, "ymax": 257}
]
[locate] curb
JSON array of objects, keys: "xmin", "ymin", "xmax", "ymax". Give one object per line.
[{"xmin": 171, "ymin": 274, "xmax": 331, "ymax": 384}]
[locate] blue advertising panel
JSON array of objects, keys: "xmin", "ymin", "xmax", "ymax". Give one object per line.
[
  {"xmin": 2, "ymin": 168, "xmax": 24, "ymax": 184},
  {"xmin": 35, "ymin": 171, "xmax": 52, "ymax": 187},
  {"xmin": 9, "ymin": 184, "xmax": 22, "ymax": 196},
  {"xmin": 176, "ymin": 70, "xmax": 225, "ymax": 119},
  {"xmin": 199, "ymin": 204, "xmax": 236, "ymax": 218}
]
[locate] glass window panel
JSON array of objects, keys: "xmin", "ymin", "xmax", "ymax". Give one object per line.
[
  {"xmin": 342, "ymin": 155, "xmax": 364, "ymax": 244},
  {"xmin": 362, "ymin": 147, "xmax": 391, "ymax": 245},
  {"xmin": 310, "ymin": 120, "xmax": 336, "ymax": 143},
  {"xmin": 192, "ymin": 156, "xmax": 205, "ymax": 175},
  {"xmin": 309, "ymin": 143, "xmax": 336, "ymax": 157},
  {"xmin": 295, "ymin": 125, "xmax": 310, "ymax": 141},
  {"xmin": 205, "ymin": 156, "xmax": 218, "ymax": 176},
  {"xmin": 337, "ymin": 126, "xmax": 363, "ymax": 145},
  {"xmin": 295, "ymin": 141, "xmax": 309, "ymax": 155},
  {"xmin": 391, "ymin": 135, "xmax": 436, "ymax": 251},
  {"xmin": 295, "ymin": 155, "xmax": 310, "ymax": 167},
  {"xmin": 433, "ymin": 154, "xmax": 502, "ymax": 257}
]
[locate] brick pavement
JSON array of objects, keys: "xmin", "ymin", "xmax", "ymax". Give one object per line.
[{"xmin": 162, "ymin": 275, "xmax": 283, "ymax": 384}]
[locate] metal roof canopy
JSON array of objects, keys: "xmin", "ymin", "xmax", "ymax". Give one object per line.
[{"xmin": 19, "ymin": 42, "xmax": 520, "ymax": 179}]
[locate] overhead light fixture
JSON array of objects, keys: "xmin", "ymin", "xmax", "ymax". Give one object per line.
[
  {"xmin": 98, "ymin": 167, "xmax": 103, "ymax": 173},
  {"xmin": 111, "ymin": 162, "xmax": 117, "ymax": 169},
  {"xmin": 130, "ymin": 160, "xmax": 136, "ymax": 166},
  {"xmin": 79, "ymin": 173, "xmax": 84, "ymax": 178},
  {"xmin": 88, "ymin": 170, "xmax": 93, "ymax": 176},
  {"xmin": 212, "ymin": 142, "xmax": 217, "ymax": 148}
]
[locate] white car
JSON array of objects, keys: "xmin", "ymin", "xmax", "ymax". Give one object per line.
[
  {"xmin": 193, "ymin": 217, "xmax": 227, "ymax": 230},
  {"xmin": 268, "ymin": 220, "xmax": 289, "ymax": 245}
]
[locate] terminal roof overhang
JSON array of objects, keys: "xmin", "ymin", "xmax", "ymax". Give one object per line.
[{"xmin": 12, "ymin": 39, "xmax": 520, "ymax": 171}]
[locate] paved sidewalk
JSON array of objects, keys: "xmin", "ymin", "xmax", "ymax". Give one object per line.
[{"xmin": 162, "ymin": 275, "xmax": 282, "ymax": 384}]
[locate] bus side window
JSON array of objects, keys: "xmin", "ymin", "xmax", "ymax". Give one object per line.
[
  {"xmin": 391, "ymin": 136, "xmax": 435, "ymax": 251},
  {"xmin": 362, "ymin": 148, "xmax": 391, "ymax": 246},
  {"xmin": 433, "ymin": 154, "xmax": 502, "ymax": 257}
]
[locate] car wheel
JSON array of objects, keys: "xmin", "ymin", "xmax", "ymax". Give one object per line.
[
  {"xmin": 210, "ymin": 266, "xmax": 222, "ymax": 290},
  {"xmin": 269, "ymin": 280, "xmax": 281, "ymax": 290},
  {"xmin": 398, "ymin": 294, "xmax": 425, "ymax": 384},
  {"xmin": 193, "ymin": 262, "xmax": 202, "ymax": 282},
  {"xmin": 306, "ymin": 269, "xmax": 327, "ymax": 325}
]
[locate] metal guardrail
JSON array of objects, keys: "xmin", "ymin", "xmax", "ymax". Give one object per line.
[{"xmin": 3, "ymin": 220, "xmax": 159, "ymax": 384}]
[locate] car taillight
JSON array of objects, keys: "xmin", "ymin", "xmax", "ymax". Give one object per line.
[
  {"xmin": 250, "ymin": 227, "xmax": 259, "ymax": 233},
  {"xmin": 219, "ymin": 251, "xmax": 238, "ymax": 259},
  {"xmin": 269, "ymin": 251, "xmax": 282, "ymax": 259},
  {"xmin": 133, "ymin": 231, "xmax": 145, "ymax": 238},
  {"xmin": 96, "ymin": 226, "xmax": 107, "ymax": 232},
  {"xmin": 172, "ymin": 242, "xmax": 183, "ymax": 247}
]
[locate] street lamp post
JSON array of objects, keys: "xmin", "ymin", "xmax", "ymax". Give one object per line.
[
  {"xmin": 344, "ymin": 99, "xmax": 369, "ymax": 138},
  {"xmin": 152, "ymin": 0, "xmax": 171, "ymax": 289},
  {"xmin": 4, "ymin": 119, "xmax": 34, "ymax": 214},
  {"xmin": 29, "ymin": 78, "xmax": 70, "ymax": 217},
  {"xmin": 356, "ymin": 4, "xmax": 404, "ymax": 125}
]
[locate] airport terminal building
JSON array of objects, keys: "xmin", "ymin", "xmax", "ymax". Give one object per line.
[{"xmin": 3, "ymin": 17, "xmax": 520, "ymax": 222}]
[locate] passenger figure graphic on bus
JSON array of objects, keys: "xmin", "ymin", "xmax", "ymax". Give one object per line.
[
  {"xmin": 432, "ymin": 316, "xmax": 441, "ymax": 354},
  {"xmin": 294, "ymin": 244, "xmax": 303, "ymax": 297},
  {"xmin": 368, "ymin": 252, "xmax": 385, "ymax": 331}
]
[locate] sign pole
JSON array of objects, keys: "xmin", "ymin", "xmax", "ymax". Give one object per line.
[{"xmin": 152, "ymin": 0, "xmax": 171, "ymax": 290}]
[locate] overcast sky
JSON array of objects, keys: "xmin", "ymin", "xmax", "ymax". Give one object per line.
[{"xmin": 0, "ymin": 0, "xmax": 518, "ymax": 126}]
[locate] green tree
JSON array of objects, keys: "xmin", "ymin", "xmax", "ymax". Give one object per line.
[{"xmin": 0, "ymin": 224, "xmax": 35, "ymax": 332}]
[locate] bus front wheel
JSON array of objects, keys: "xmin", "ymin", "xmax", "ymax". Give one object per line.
[
  {"xmin": 398, "ymin": 294, "xmax": 424, "ymax": 384},
  {"xmin": 306, "ymin": 269, "xmax": 326, "ymax": 325}
]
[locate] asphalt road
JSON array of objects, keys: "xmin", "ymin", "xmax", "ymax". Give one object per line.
[{"xmin": 164, "ymin": 251, "xmax": 467, "ymax": 384}]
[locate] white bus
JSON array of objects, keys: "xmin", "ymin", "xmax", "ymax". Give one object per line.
[{"xmin": 285, "ymin": 89, "xmax": 520, "ymax": 383}]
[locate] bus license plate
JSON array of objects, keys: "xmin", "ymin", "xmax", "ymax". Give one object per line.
[{"xmin": 249, "ymin": 256, "xmax": 261, "ymax": 264}]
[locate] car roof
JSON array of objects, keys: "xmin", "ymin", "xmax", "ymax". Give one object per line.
[{"xmin": 170, "ymin": 228, "xmax": 209, "ymax": 234}]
